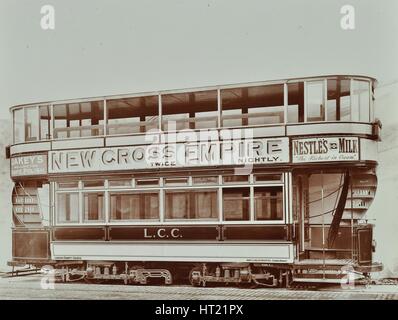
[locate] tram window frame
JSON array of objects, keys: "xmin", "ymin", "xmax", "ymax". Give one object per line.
[
  {"xmin": 135, "ymin": 178, "xmax": 160, "ymax": 188},
  {"xmin": 56, "ymin": 192, "xmax": 80, "ymax": 224},
  {"xmin": 108, "ymin": 179, "xmax": 133, "ymax": 188},
  {"xmin": 222, "ymin": 187, "xmax": 251, "ymax": 221},
  {"xmin": 52, "ymin": 175, "xmax": 288, "ymax": 225},
  {"xmin": 107, "ymin": 95, "xmax": 159, "ymax": 135},
  {"xmin": 287, "ymin": 82, "xmax": 304, "ymax": 123},
  {"xmin": 82, "ymin": 191, "xmax": 105, "ymax": 222},
  {"xmin": 109, "ymin": 190, "xmax": 160, "ymax": 221},
  {"xmin": 306, "ymin": 80, "xmax": 325, "ymax": 122},
  {"xmin": 13, "ymin": 108, "xmax": 25, "ymax": 144},
  {"xmin": 39, "ymin": 105, "xmax": 51, "ymax": 140},
  {"xmin": 82, "ymin": 180, "xmax": 104, "ymax": 189},
  {"xmin": 53, "ymin": 100, "xmax": 105, "ymax": 139},
  {"xmin": 326, "ymin": 78, "xmax": 351, "ymax": 121},
  {"xmin": 13, "ymin": 105, "xmax": 52, "ymax": 143},
  {"xmin": 253, "ymin": 186, "xmax": 284, "ymax": 221},
  {"xmin": 351, "ymin": 79, "xmax": 371, "ymax": 122},
  {"xmin": 254, "ymin": 173, "xmax": 283, "ymax": 183},
  {"xmin": 221, "ymin": 84, "xmax": 285, "ymax": 127},
  {"xmin": 223, "ymin": 175, "xmax": 249, "ymax": 184},
  {"xmin": 57, "ymin": 181, "xmax": 79, "ymax": 190},
  {"xmin": 164, "ymin": 177, "xmax": 189, "ymax": 186},
  {"xmin": 24, "ymin": 106, "xmax": 40, "ymax": 142},
  {"xmin": 192, "ymin": 176, "xmax": 219, "ymax": 185},
  {"xmin": 161, "ymin": 90, "xmax": 218, "ymax": 131},
  {"xmin": 164, "ymin": 188, "xmax": 219, "ymax": 221}
]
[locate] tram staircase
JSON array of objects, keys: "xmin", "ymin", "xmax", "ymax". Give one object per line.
[
  {"xmin": 12, "ymin": 183, "xmax": 43, "ymax": 228},
  {"xmin": 292, "ymin": 171, "xmax": 377, "ymax": 284}
]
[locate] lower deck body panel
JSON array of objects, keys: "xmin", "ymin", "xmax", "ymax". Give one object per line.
[{"xmin": 51, "ymin": 241, "xmax": 294, "ymax": 263}]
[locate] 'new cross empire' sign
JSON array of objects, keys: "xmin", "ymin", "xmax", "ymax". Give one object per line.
[
  {"xmin": 48, "ymin": 138, "xmax": 290, "ymax": 174},
  {"xmin": 10, "ymin": 137, "xmax": 361, "ymax": 177}
]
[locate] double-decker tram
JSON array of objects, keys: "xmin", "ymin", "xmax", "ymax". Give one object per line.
[{"xmin": 7, "ymin": 75, "xmax": 383, "ymax": 287}]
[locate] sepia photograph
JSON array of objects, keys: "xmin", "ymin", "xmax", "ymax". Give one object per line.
[{"xmin": 0, "ymin": 0, "xmax": 398, "ymax": 309}]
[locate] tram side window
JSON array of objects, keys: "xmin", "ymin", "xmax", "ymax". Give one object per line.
[
  {"xmin": 351, "ymin": 80, "xmax": 370, "ymax": 122},
  {"xmin": 83, "ymin": 192, "xmax": 105, "ymax": 222},
  {"xmin": 221, "ymin": 85, "xmax": 284, "ymax": 127},
  {"xmin": 39, "ymin": 105, "xmax": 51, "ymax": 139},
  {"xmin": 107, "ymin": 95, "xmax": 158, "ymax": 135},
  {"xmin": 165, "ymin": 189, "xmax": 218, "ymax": 220},
  {"xmin": 13, "ymin": 109, "xmax": 24, "ymax": 144},
  {"xmin": 25, "ymin": 107, "xmax": 40, "ymax": 142},
  {"xmin": 110, "ymin": 192, "xmax": 159, "ymax": 220},
  {"xmin": 223, "ymin": 187, "xmax": 250, "ymax": 221},
  {"xmin": 306, "ymin": 81, "xmax": 325, "ymax": 122},
  {"xmin": 13, "ymin": 105, "xmax": 51, "ymax": 143},
  {"xmin": 53, "ymin": 101, "xmax": 104, "ymax": 139},
  {"xmin": 162, "ymin": 90, "xmax": 218, "ymax": 131},
  {"xmin": 57, "ymin": 193, "xmax": 79, "ymax": 223},
  {"xmin": 327, "ymin": 79, "xmax": 351, "ymax": 121},
  {"xmin": 287, "ymin": 82, "xmax": 304, "ymax": 123},
  {"xmin": 254, "ymin": 186, "xmax": 283, "ymax": 220}
]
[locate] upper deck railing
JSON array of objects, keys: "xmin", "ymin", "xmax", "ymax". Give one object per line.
[{"xmin": 10, "ymin": 75, "xmax": 375, "ymax": 145}]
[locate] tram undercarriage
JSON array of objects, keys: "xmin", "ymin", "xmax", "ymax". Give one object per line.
[
  {"xmin": 47, "ymin": 261, "xmax": 287, "ymax": 288},
  {"xmin": 32, "ymin": 256, "xmax": 381, "ymax": 288}
]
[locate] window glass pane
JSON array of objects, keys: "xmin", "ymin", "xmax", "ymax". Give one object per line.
[
  {"xmin": 327, "ymin": 79, "xmax": 352, "ymax": 121},
  {"xmin": 57, "ymin": 193, "xmax": 79, "ymax": 223},
  {"xmin": 53, "ymin": 101, "xmax": 104, "ymax": 139},
  {"xmin": 327, "ymin": 79, "xmax": 338, "ymax": 121},
  {"xmin": 340, "ymin": 80, "xmax": 351, "ymax": 121},
  {"xmin": 222, "ymin": 85, "xmax": 284, "ymax": 127},
  {"xmin": 287, "ymin": 82, "xmax": 304, "ymax": 123},
  {"xmin": 223, "ymin": 187, "xmax": 250, "ymax": 221},
  {"xmin": 306, "ymin": 81, "xmax": 325, "ymax": 122},
  {"xmin": 14, "ymin": 109, "xmax": 24, "ymax": 143},
  {"xmin": 108, "ymin": 179, "xmax": 132, "ymax": 188},
  {"xmin": 83, "ymin": 180, "xmax": 104, "ymax": 188},
  {"xmin": 254, "ymin": 174, "xmax": 283, "ymax": 183},
  {"xmin": 162, "ymin": 90, "xmax": 217, "ymax": 131},
  {"xmin": 165, "ymin": 189, "xmax": 218, "ymax": 219},
  {"xmin": 352, "ymin": 80, "xmax": 370, "ymax": 122},
  {"xmin": 57, "ymin": 181, "xmax": 79, "ymax": 189},
  {"xmin": 110, "ymin": 192, "xmax": 159, "ymax": 220},
  {"xmin": 39, "ymin": 105, "xmax": 51, "ymax": 140},
  {"xmin": 25, "ymin": 107, "xmax": 39, "ymax": 141},
  {"xmin": 165, "ymin": 191, "xmax": 188, "ymax": 219},
  {"xmin": 135, "ymin": 178, "xmax": 159, "ymax": 187},
  {"xmin": 192, "ymin": 190, "xmax": 218, "ymax": 219},
  {"xmin": 107, "ymin": 95, "xmax": 158, "ymax": 135},
  {"xmin": 164, "ymin": 177, "xmax": 188, "ymax": 186},
  {"xmin": 223, "ymin": 175, "xmax": 249, "ymax": 184},
  {"xmin": 83, "ymin": 192, "xmax": 104, "ymax": 221},
  {"xmin": 192, "ymin": 176, "xmax": 218, "ymax": 185},
  {"xmin": 254, "ymin": 186, "xmax": 283, "ymax": 220}
]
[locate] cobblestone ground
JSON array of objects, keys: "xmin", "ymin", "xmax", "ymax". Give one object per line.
[{"xmin": 0, "ymin": 273, "xmax": 398, "ymax": 300}]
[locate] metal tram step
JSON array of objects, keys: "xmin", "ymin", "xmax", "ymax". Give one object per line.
[
  {"xmin": 294, "ymin": 259, "xmax": 355, "ymax": 267},
  {"xmin": 292, "ymin": 258, "xmax": 364, "ymax": 284}
]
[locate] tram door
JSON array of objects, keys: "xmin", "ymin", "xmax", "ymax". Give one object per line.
[{"xmin": 293, "ymin": 172, "xmax": 350, "ymax": 261}]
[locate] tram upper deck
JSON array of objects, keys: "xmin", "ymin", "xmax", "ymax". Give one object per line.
[{"xmin": 8, "ymin": 75, "xmax": 379, "ymax": 167}]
